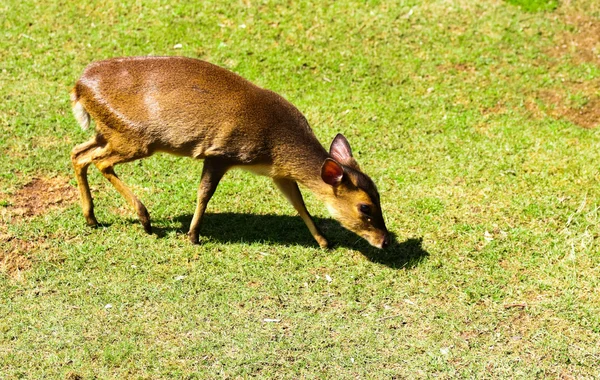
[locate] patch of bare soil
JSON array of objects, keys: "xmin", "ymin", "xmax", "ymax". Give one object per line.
[
  {"xmin": 436, "ymin": 62, "xmax": 477, "ymax": 74},
  {"xmin": 1, "ymin": 176, "xmax": 77, "ymax": 279},
  {"xmin": 0, "ymin": 236, "xmax": 32, "ymax": 280},
  {"xmin": 548, "ymin": 14, "xmax": 600, "ymax": 66},
  {"xmin": 480, "ymin": 102, "xmax": 507, "ymax": 116},
  {"xmin": 8, "ymin": 176, "xmax": 78, "ymax": 219},
  {"xmin": 531, "ymin": 10, "xmax": 600, "ymax": 129},
  {"xmin": 556, "ymin": 97, "xmax": 600, "ymax": 129},
  {"xmin": 527, "ymin": 79, "xmax": 600, "ymax": 129}
]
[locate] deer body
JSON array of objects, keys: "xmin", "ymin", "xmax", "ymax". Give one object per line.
[{"xmin": 71, "ymin": 56, "xmax": 389, "ymax": 248}]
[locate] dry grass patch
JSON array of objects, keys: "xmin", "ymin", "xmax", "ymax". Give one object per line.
[
  {"xmin": 527, "ymin": 81, "xmax": 600, "ymax": 128},
  {"xmin": 549, "ymin": 13, "xmax": 600, "ymax": 66},
  {"xmin": 526, "ymin": 9, "xmax": 600, "ymax": 128},
  {"xmin": 6, "ymin": 176, "xmax": 78, "ymax": 219},
  {"xmin": 1, "ymin": 176, "xmax": 76, "ymax": 279},
  {"xmin": 0, "ymin": 235, "xmax": 32, "ymax": 280}
]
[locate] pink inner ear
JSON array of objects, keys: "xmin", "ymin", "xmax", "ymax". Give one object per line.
[
  {"xmin": 329, "ymin": 134, "xmax": 353, "ymax": 163},
  {"xmin": 321, "ymin": 159, "xmax": 344, "ymax": 186}
]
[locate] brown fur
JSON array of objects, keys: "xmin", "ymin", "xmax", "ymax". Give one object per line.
[{"xmin": 70, "ymin": 56, "xmax": 389, "ymax": 248}]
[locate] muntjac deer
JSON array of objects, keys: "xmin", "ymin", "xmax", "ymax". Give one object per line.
[{"xmin": 70, "ymin": 56, "xmax": 389, "ymax": 248}]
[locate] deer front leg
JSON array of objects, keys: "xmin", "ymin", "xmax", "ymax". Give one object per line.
[
  {"xmin": 273, "ymin": 178, "xmax": 329, "ymax": 249},
  {"xmin": 188, "ymin": 159, "xmax": 228, "ymax": 244},
  {"xmin": 85, "ymin": 138, "xmax": 153, "ymax": 234},
  {"xmin": 71, "ymin": 137, "xmax": 104, "ymax": 227},
  {"xmin": 98, "ymin": 165, "xmax": 152, "ymax": 234}
]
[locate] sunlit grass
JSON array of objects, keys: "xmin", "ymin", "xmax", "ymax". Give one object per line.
[{"xmin": 1, "ymin": 0, "xmax": 600, "ymax": 378}]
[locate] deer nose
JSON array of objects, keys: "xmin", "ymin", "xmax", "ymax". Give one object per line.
[{"xmin": 381, "ymin": 233, "xmax": 390, "ymax": 249}]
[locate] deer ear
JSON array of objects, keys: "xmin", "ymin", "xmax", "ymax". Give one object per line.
[
  {"xmin": 329, "ymin": 133, "xmax": 360, "ymax": 169},
  {"xmin": 321, "ymin": 158, "xmax": 344, "ymax": 186}
]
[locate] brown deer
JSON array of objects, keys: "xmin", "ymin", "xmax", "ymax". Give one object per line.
[{"xmin": 70, "ymin": 56, "xmax": 389, "ymax": 248}]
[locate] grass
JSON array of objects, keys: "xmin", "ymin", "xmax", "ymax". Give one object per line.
[
  {"xmin": 505, "ymin": 0, "xmax": 559, "ymax": 12},
  {"xmin": 1, "ymin": 0, "xmax": 600, "ymax": 378}
]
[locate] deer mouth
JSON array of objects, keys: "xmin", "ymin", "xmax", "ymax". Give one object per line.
[{"xmin": 362, "ymin": 231, "xmax": 390, "ymax": 249}]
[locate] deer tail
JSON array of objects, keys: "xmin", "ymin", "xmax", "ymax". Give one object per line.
[{"xmin": 70, "ymin": 88, "xmax": 90, "ymax": 131}]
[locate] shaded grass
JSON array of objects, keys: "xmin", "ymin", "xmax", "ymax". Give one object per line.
[{"xmin": 2, "ymin": 0, "xmax": 600, "ymax": 378}]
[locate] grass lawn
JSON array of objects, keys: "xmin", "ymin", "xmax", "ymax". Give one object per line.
[{"xmin": 1, "ymin": 0, "xmax": 600, "ymax": 377}]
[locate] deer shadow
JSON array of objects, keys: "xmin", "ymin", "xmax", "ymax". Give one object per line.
[{"xmin": 152, "ymin": 212, "xmax": 429, "ymax": 269}]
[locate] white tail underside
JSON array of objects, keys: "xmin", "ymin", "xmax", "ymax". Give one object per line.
[{"xmin": 71, "ymin": 94, "xmax": 90, "ymax": 131}]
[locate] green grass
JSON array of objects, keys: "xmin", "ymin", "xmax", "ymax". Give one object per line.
[
  {"xmin": 505, "ymin": 0, "xmax": 559, "ymax": 12},
  {"xmin": 2, "ymin": 0, "xmax": 600, "ymax": 378}
]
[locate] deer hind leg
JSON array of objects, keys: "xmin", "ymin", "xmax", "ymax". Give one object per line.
[
  {"xmin": 188, "ymin": 158, "xmax": 229, "ymax": 244},
  {"xmin": 273, "ymin": 178, "xmax": 329, "ymax": 249},
  {"xmin": 71, "ymin": 135, "xmax": 105, "ymax": 227},
  {"xmin": 90, "ymin": 139, "xmax": 153, "ymax": 234}
]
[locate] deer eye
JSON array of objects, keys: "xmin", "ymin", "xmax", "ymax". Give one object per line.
[{"xmin": 359, "ymin": 204, "xmax": 372, "ymax": 216}]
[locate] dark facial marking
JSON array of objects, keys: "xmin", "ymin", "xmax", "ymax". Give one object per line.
[{"xmin": 346, "ymin": 167, "xmax": 380, "ymax": 204}]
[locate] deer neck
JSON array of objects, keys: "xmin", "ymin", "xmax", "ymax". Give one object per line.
[{"xmin": 279, "ymin": 141, "xmax": 331, "ymax": 198}]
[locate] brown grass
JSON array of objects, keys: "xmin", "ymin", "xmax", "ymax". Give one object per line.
[
  {"xmin": 548, "ymin": 14, "xmax": 600, "ymax": 66},
  {"xmin": 8, "ymin": 176, "xmax": 78, "ymax": 219},
  {"xmin": 0, "ymin": 236, "xmax": 32, "ymax": 280},
  {"xmin": 527, "ymin": 80, "xmax": 600, "ymax": 129},
  {"xmin": 1, "ymin": 176, "xmax": 77, "ymax": 279},
  {"xmin": 529, "ymin": 10, "xmax": 600, "ymax": 128}
]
